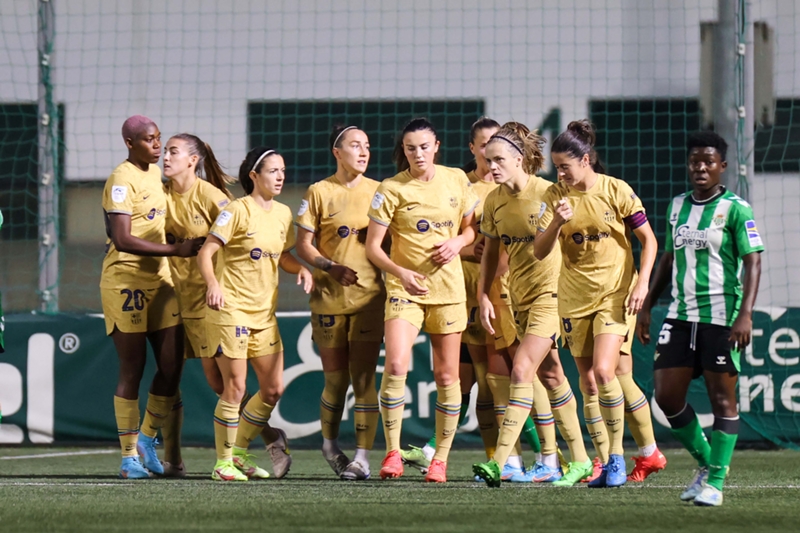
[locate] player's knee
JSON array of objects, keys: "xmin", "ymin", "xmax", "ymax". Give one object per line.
[
  {"xmin": 433, "ymin": 368, "xmax": 458, "ymax": 387},
  {"xmin": 654, "ymin": 389, "xmax": 683, "ymax": 417},
  {"xmin": 592, "ymin": 364, "xmax": 616, "ymax": 385},
  {"xmin": 260, "ymin": 384, "xmax": 284, "ymax": 406},
  {"xmin": 709, "ymin": 391, "xmax": 738, "ymax": 418}
]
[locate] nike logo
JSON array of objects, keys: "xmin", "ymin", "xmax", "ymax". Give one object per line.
[
  {"xmin": 407, "ymin": 205, "xmax": 418, "ymax": 210},
  {"xmin": 494, "ymin": 219, "xmax": 502, "ymax": 225},
  {"xmin": 494, "ymin": 336, "xmax": 503, "ymax": 341},
  {"xmin": 360, "ymin": 329, "xmax": 372, "ymax": 334},
  {"xmin": 270, "ymin": 341, "xmax": 280, "ymax": 346},
  {"xmin": 172, "ymin": 313, "xmax": 180, "ymax": 317},
  {"xmin": 201, "ymin": 346, "xmax": 208, "ymax": 350},
  {"xmin": 604, "ymin": 322, "xmax": 617, "ymax": 326},
  {"xmin": 143, "ymin": 195, "xmax": 150, "ymax": 200},
  {"xmin": 246, "ymin": 231, "xmax": 257, "ymax": 236},
  {"xmin": 446, "ymin": 321, "xmax": 456, "ymax": 326},
  {"xmin": 328, "ymin": 212, "xmax": 340, "ymax": 217}
]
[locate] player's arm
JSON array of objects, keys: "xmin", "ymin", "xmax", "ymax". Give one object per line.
[
  {"xmin": 107, "ymin": 213, "xmax": 200, "ymax": 257},
  {"xmin": 197, "ymin": 235, "xmax": 224, "ymax": 310},
  {"xmin": 627, "ymin": 221, "xmax": 658, "ymax": 315},
  {"xmin": 433, "ymin": 211, "xmax": 477, "ymax": 265},
  {"xmin": 295, "ymin": 226, "xmax": 357, "ymax": 287},
  {"xmin": 636, "ymin": 251, "xmax": 673, "ymax": 345},
  {"xmin": 478, "ymin": 234, "xmax": 501, "ymax": 334},
  {"xmin": 459, "ymin": 233, "xmax": 484, "ymax": 263},
  {"xmin": 365, "ymin": 220, "xmax": 428, "ymax": 296},
  {"xmin": 729, "ymin": 251, "xmax": 761, "ymax": 350},
  {"xmin": 534, "ymin": 199, "xmax": 572, "ymax": 260},
  {"xmin": 279, "ymin": 251, "xmax": 313, "ymax": 294}
]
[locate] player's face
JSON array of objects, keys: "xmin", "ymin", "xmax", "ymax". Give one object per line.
[
  {"xmin": 469, "ymin": 127, "xmax": 499, "ymax": 172},
  {"xmin": 127, "ymin": 124, "xmax": 162, "ymax": 165},
  {"xmin": 688, "ymin": 147, "xmax": 726, "ymax": 193},
  {"xmin": 403, "ymin": 130, "xmax": 439, "ymax": 174},
  {"xmin": 552, "ymin": 152, "xmax": 590, "ymax": 186},
  {"xmin": 334, "ymin": 129, "xmax": 370, "ymax": 175},
  {"xmin": 485, "ymin": 141, "xmax": 520, "ymax": 186},
  {"xmin": 251, "ymin": 154, "xmax": 286, "ymax": 198},
  {"xmin": 162, "ymin": 138, "xmax": 197, "ymax": 179}
]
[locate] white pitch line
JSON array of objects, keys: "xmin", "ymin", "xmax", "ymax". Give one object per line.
[
  {"xmin": 0, "ymin": 450, "xmax": 117, "ymax": 460},
  {"xmin": 0, "ymin": 482, "xmax": 130, "ymax": 487}
]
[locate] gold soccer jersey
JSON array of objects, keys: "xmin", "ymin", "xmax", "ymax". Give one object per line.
[
  {"xmin": 481, "ymin": 175, "xmax": 560, "ymax": 311},
  {"xmin": 295, "ymin": 175, "xmax": 385, "ymax": 315},
  {"xmin": 538, "ymin": 174, "xmax": 644, "ymax": 318},
  {"xmin": 207, "ymin": 196, "xmax": 295, "ymax": 328},
  {"xmin": 165, "ymin": 179, "xmax": 230, "ymax": 318},
  {"xmin": 101, "ymin": 161, "xmax": 172, "ymax": 289},
  {"xmin": 367, "ymin": 165, "xmax": 479, "ymax": 305}
]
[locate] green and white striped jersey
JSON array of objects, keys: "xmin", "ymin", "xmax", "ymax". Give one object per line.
[{"xmin": 665, "ymin": 188, "xmax": 763, "ymax": 326}]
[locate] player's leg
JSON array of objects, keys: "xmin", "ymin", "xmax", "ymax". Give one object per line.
[
  {"xmin": 485, "ymin": 353, "xmax": 524, "ymax": 478},
  {"xmin": 469, "ymin": 343, "xmax": 498, "ymax": 459},
  {"xmin": 212, "ymin": 352, "xmax": 249, "ymax": 481},
  {"xmin": 342, "ymin": 338, "xmax": 382, "ymax": 481},
  {"xmin": 588, "ymin": 332, "xmax": 626, "ymax": 487}
]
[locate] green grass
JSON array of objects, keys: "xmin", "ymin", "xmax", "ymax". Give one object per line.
[{"xmin": 0, "ymin": 447, "xmax": 798, "ymax": 532}]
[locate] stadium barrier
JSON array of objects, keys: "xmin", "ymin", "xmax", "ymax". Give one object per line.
[{"xmin": 1, "ymin": 307, "xmax": 798, "ymax": 448}]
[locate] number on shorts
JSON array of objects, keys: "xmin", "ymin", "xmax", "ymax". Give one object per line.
[
  {"xmin": 120, "ymin": 289, "xmax": 145, "ymax": 312},
  {"xmin": 562, "ymin": 317, "xmax": 572, "ymax": 333},
  {"xmin": 318, "ymin": 314, "xmax": 335, "ymax": 328},
  {"xmin": 657, "ymin": 323, "xmax": 673, "ymax": 345},
  {"xmin": 469, "ymin": 307, "xmax": 478, "ymax": 325}
]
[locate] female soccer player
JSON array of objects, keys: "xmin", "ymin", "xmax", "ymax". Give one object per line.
[
  {"xmin": 101, "ymin": 116, "xmax": 202, "ymax": 479},
  {"xmin": 636, "ymin": 131, "xmax": 762, "ymax": 506},
  {"xmin": 472, "ymin": 122, "xmax": 593, "ymax": 488},
  {"xmin": 198, "ymin": 146, "xmax": 313, "ymax": 482},
  {"xmin": 534, "ymin": 119, "xmax": 658, "ymax": 488},
  {"xmin": 296, "ymin": 125, "xmax": 385, "ymax": 480},
  {"xmin": 366, "ymin": 117, "xmax": 478, "ymax": 483},
  {"xmin": 162, "ymin": 133, "xmax": 234, "ymax": 476}
]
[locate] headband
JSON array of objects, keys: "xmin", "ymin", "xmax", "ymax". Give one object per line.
[
  {"xmin": 492, "ymin": 135, "xmax": 524, "ymax": 156},
  {"xmin": 250, "ymin": 149, "xmax": 276, "ymax": 173},
  {"xmin": 332, "ymin": 126, "xmax": 357, "ymax": 148}
]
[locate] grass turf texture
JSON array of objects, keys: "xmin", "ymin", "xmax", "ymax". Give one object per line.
[{"xmin": 0, "ymin": 448, "xmax": 798, "ymax": 532}]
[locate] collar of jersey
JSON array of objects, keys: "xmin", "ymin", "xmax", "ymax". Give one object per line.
[{"xmin": 689, "ymin": 185, "xmax": 726, "ymax": 205}]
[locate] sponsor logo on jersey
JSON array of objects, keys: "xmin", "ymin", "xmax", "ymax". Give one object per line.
[
  {"xmin": 297, "ymin": 199, "xmax": 309, "ymax": 216},
  {"xmin": 337, "ymin": 225, "xmax": 362, "ymax": 238},
  {"xmin": 371, "ymin": 192, "xmax": 385, "ymax": 210},
  {"xmin": 416, "ymin": 219, "xmax": 453, "ymax": 232},
  {"xmin": 250, "ymin": 248, "xmax": 280, "ymax": 260},
  {"xmin": 500, "ymin": 234, "xmax": 534, "ymax": 246},
  {"xmin": 571, "ymin": 232, "xmax": 610, "ymax": 245},
  {"xmin": 674, "ymin": 225, "xmax": 708, "ymax": 249},
  {"xmin": 215, "ymin": 211, "xmax": 233, "ymax": 227},
  {"xmin": 745, "ymin": 220, "xmax": 763, "ymax": 247},
  {"xmin": 146, "ymin": 208, "xmax": 166, "ymax": 220},
  {"xmin": 111, "ymin": 185, "xmax": 127, "ymax": 203},
  {"xmin": 670, "ymin": 211, "xmax": 679, "ymax": 224}
]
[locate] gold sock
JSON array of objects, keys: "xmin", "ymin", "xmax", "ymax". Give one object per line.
[
  {"xmin": 618, "ymin": 371, "xmax": 656, "ymax": 450},
  {"xmin": 140, "ymin": 393, "xmax": 173, "ymax": 439},
  {"xmin": 320, "ymin": 370, "xmax": 350, "ymax": 440},
  {"xmin": 598, "ymin": 378, "xmax": 626, "ymax": 457},
  {"xmin": 473, "ymin": 360, "xmax": 497, "ymax": 459},
  {"xmin": 487, "ymin": 373, "xmax": 522, "ymax": 457},
  {"xmin": 433, "ymin": 381, "xmax": 462, "ymax": 462},
  {"xmin": 547, "ymin": 380, "xmax": 589, "ymax": 463},
  {"xmin": 492, "ymin": 382, "xmax": 533, "ymax": 468},
  {"xmin": 532, "ymin": 378, "xmax": 557, "ymax": 456},
  {"xmin": 581, "ymin": 389, "xmax": 609, "ymax": 464},
  {"xmin": 213, "ymin": 399, "xmax": 239, "ymax": 461},
  {"xmin": 161, "ymin": 391, "xmax": 184, "ymax": 464},
  {"xmin": 114, "ymin": 396, "xmax": 140, "ymax": 458},
  {"xmin": 379, "ymin": 373, "xmax": 407, "ymax": 453},
  {"xmin": 235, "ymin": 393, "xmax": 275, "ymax": 449},
  {"xmin": 353, "ymin": 373, "xmax": 379, "ymax": 451}
]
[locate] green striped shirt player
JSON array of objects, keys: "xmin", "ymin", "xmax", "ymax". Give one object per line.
[{"xmin": 638, "ymin": 131, "xmax": 762, "ymax": 508}]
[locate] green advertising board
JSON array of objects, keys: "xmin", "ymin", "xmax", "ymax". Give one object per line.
[{"xmin": 1, "ymin": 308, "xmax": 798, "ymax": 449}]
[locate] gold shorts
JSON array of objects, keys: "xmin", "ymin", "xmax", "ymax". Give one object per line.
[
  {"xmin": 183, "ymin": 317, "xmax": 208, "ymax": 359},
  {"xmin": 560, "ymin": 305, "xmax": 632, "ymax": 358},
  {"xmin": 100, "ymin": 285, "xmax": 181, "ymax": 336},
  {"xmin": 311, "ymin": 309, "xmax": 385, "ymax": 349},
  {"xmin": 463, "ymin": 304, "xmax": 517, "ymax": 350},
  {"xmin": 206, "ymin": 315, "xmax": 282, "ymax": 359},
  {"xmin": 515, "ymin": 292, "xmax": 560, "ymax": 341},
  {"xmin": 384, "ymin": 297, "xmax": 467, "ymax": 335}
]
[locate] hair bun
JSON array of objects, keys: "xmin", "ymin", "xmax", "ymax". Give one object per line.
[{"xmin": 566, "ymin": 120, "xmax": 596, "ymax": 147}]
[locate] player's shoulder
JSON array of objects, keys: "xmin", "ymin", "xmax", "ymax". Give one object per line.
[
  {"xmin": 305, "ymin": 175, "xmax": 337, "ymax": 195},
  {"xmin": 601, "ymin": 174, "xmax": 634, "ymax": 194},
  {"xmin": 361, "ymin": 176, "xmax": 381, "ymax": 191},
  {"xmin": 721, "ymin": 190, "xmax": 753, "ymax": 210},
  {"xmin": 437, "ymin": 164, "xmax": 469, "ymax": 183},
  {"xmin": 272, "ymin": 200, "xmax": 294, "ymax": 221},
  {"xmin": 196, "ymin": 179, "xmax": 231, "ymax": 206},
  {"xmin": 544, "ymin": 179, "xmax": 567, "ymax": 200},
  {"xmin": 106, "ymin": 161, "xmax": 136, "ymax": 185}
]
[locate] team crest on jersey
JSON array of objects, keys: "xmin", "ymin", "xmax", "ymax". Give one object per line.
[
  {"xmin": 449, "ymin": 197, "xmax": 458, "ymax": 208},
  {"xmin": 193, "ymin": 214, "xmax": 205, "ymax": 226},
  {"xmin": 712, "ymin": 213, "xmax": 726, "ymax": 226},
  {"xmin": 528, "ymin": 214, "xmax": 537, "ymax": 226},
  {"xmin": 604, "ymin": 210, "xmax": 615, "ymax": 223}
]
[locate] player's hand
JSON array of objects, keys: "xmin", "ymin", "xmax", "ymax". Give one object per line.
[
  {"xmin": 206, "ymin": 283, "xmax": 224, "ymax": 310},
  {"xmin": 399, "ymin": 268, "xmax": 428, "ymax": 296},
  {"xmin": 626, "ymin": 280, "xmax": 648, "ymax": 315},
  {"xmin": 176, "ymin": 237, "xmax": 205, "ymax": 257},
  {"xmin": 729, "ymin": 313, "xmax": 753, "ymax": 351},
  {"xmin": 432, "ymin": 238, "xmax": 463, "ymax": 265},
  {"xmin": 636, "ymin": 307, "xmax": 651, "ymax": 345},
  {"xmin": 553, "ymin": 198, "xmax": 573, "ymax": 226},
  {"xmin": 474, "ymin": 240, "xmax": 486, "ymax": 262},
  {"xmin": 297, "ymin": 267, "xmax": 314, "ymax": 294},
  {"xmin": 479, "ymin": 293, "xmax": 496, "ymax": 335},
  {"xmin": 328, "ymin": 264, "xmax": 358, "ymax": 287}
]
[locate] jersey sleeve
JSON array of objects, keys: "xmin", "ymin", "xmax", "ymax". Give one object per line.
[
  {"xmin": 102, "ymin": 172, "xmax": 134, "ymax": 215},
  {"xmin": 480, "ymin": 191, "xmax": 499, "ymax": 239},
  {"xmin": 283, "ymin": 210, "xmax": 297, "ymax": 252},
  {"xmin": 367, "ymin": 182, "xmax": 398, "ymax": 227},
  {"xmin": 537, "ymin": 185, "xmax": 558, "ymax": 232},
  {"xmin": 208, "ymin": 203, "xmax": 241, "ymax": 245},
  {"xmin": 206, "ymin": 188, "xmax": 231, "ymax": 222},
  {"xmin": 729, "ymin": 200, "xmax": 764, "ymax": 257},
  {"xmin": 295, "ymin": 185, "xmax": 319, "ymax": 233},
  {"xmin": 460, "ymin": 172, "xmax": 480, "ymax": 217},
  {"xmin": 616, "ymin": 180, "xmax": 646, "ymax": 218},
  {"xmin": 663, "ymin": 199, "xmax": 675, "ymax": 253}
]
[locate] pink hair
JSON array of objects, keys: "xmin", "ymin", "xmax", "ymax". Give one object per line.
[{"xmin": 121, "ymin": 115, "xmax": 156, "ymax": 141}]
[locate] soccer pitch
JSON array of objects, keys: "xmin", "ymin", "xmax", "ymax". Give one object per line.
[{"xmin": 0, "ymin": 448, "xmax": 798, "ymax": 532}]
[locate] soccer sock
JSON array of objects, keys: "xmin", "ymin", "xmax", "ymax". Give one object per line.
[
  {"xmin": 597, "ymin": 378, "xmax": 626, "ymax": 457},
  {"xmin": 666, "ymin": 403, "xmax": 711, "ymax": 468},
  {"xmin": 354, "ymin": 448, "xmax": 369, "ymax": 464},
  {"xmin": 379, "ymin": 373, "xmax": 407, "ymax": 453},
  {"xmin": 532, "ymin": 378, "xmax": 557, "ymax": 456},
  {"xmin": 140, "ymin": 393, "xmax": 173, "ymax": 439},
  {"xmin": 707, "ymin": 417, "xmax": 739, "ymax": 491},
  {"xmin": 581, "ymin": 387, "xmax": 609, "ymax": 464},
  {"xmin": 521, "ymin": 416, "xmax": 541, "ymax": 454},
  {"xmin": 320, "ymin": 369, "xmax": 349, "ymax": 443},
  {"xmin": 618, "ymin": 371, "xmax": 657, "ymax": 455},
  {"xmin": 213, "ymin": 399, "xmax": 239, "ymax": 461},
  {"xmin": 114, "ymin": 396, "xmax": 140, "ymax": 458},
  {"xmin": 492, "ymin": 382, "xmax": 533, "ymax": 468},
  {"xmin": 473, "ymin": 359, "xmax": 498, "ymax": 459},
  {"xmin": 235, "ymin": 393, "xmax": 275, "ymax": 450},
  {"xmin": 487, "ymin": 373, "xmax": 523, "ymax": 458},
  {"xmin": 353, "ymin": 375, "xmax": 379, "ymax": 452},
  {"xmin": 433, "ymin": 381, "xmax": 461, "ymax": 462},
  {"xmin": 161, "ymin": 391, "xmax": 184, "ymax": 464},
  {"xmin": 548, "ymin": 379, "xmax": 590, "ymax": 463}
]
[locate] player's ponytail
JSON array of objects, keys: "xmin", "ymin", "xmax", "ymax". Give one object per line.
[
  {"xmin": 393, "ymin": 117, "xmax": 439, "ymax": 173},
  {"xmin": 552, "ymin": 119, "xmax": 606, "ymax": 173},
  {"xmin": 239, "ymin": 146, "xmax": 279, "ymax": 195},
  {"xmin": 487, "ymin": 121, "xmax": 546, "ymax": 175},
  {"xmin": 170, "ymin": 133, "xmax": 235, "ymax": 199}
]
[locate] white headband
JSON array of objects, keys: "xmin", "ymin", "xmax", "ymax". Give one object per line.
[
  {"xmin": 332, "ymin": 126, "xmax": 357, "ymax": 149},
  {"xmin": 250, "ymin": 149, "xmax": 276, "ymax": 173}
]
